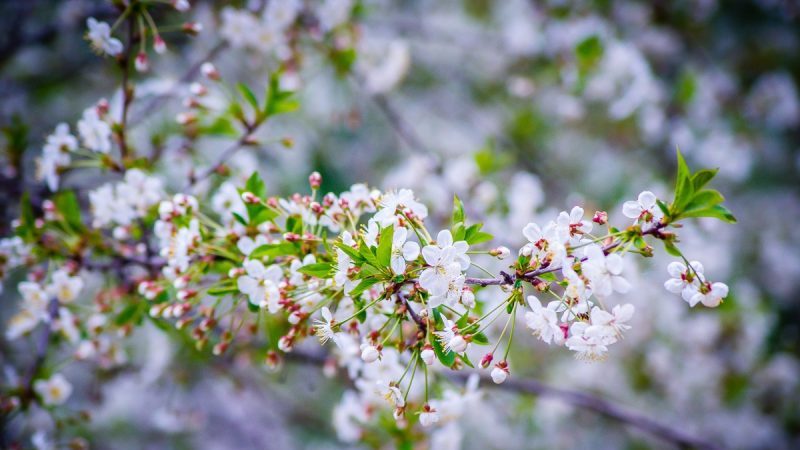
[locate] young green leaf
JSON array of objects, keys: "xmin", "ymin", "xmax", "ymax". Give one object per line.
[{"xmin": 377, "ymin": 225, "xmax": 395, "ymax": 267}]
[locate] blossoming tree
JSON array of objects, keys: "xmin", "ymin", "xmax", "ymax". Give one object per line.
[{"xmin": 0, "ymin": 1, "xmax": 748, "ymax": 449}]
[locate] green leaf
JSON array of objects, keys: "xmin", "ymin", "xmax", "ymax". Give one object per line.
[
  {"xmin": 691, "ymin": 169, "xmax": 718, "ymax": 191},
  {"xmin": 656, "ymin": 199, "xmax": 671, "ymax": 218},
  {"xmin": 350, "ymin": 278, "xmax": 380, "ymax": 297},
  {"xmin": 471, "ymin": 332, "xmax": 489, "ymax": 345},
  {"xmin": 53, "ymin": 190, "xmax": 83, "ymax": 231},
  {"xmin": 672, "ymin": 148, "xmax": 695, "ymax": 213},
  {"xmin": 232, "ymin": 212, "xmax": 248, "ymax": 226},
  {"xmin": 466, "ymin": 227, "xmax": 493, "ymax": 245},
  {"xmin": 115, "ymin": 301, "xmax": 143, "ymax": 326},
  {"xmin": 575, "ymin": 35, "xmax": 604, "ymax": 72},
  {"xmin": 244, "ymin": 171, "xmax": 267, "ymax": 198},
  {"xmin": 680, "ymin": 204, "xmax": 737, "ymax": 223},
  {"xmin": 432, "ymin": 335, "xmax": 456, "ymax": 367},
  {"xmin": 684, "ymin": 189, "xmax": 725, "ymax": 212},
  {"xmin": 208, "ymin": 281, "xmax": 239, "ymax": 296},
  {"xmin": 336, "ymin": 242, "xmax": 364, "ymax": 263},
  {"xmin": 285, "ymin": 215, "xmax": 303, "ymax": 234},
  {"xmin": 377, "ymin": 225, "xmax": 394, "ymax": 267},
  {"xmin": 358, "ymin": 240, "xmax": 381, "ymax": 268},
  {"xmin": 237, "ymin": 82, "xmax": 260, "ymax": 110},
  {"xmin": 297, "ymin": 262, "xmax": 333, "ymax": 278},
  {"xmin": 251, "ymin": 207, "xmax": 278, "ymax": 225},
  {"xmin": 663, "ymin": 240, "xmax": 683, "ymax": 257},
  {"xmin": 460, "ymin": 352, "xmax": 475, "ymax": 368},
  {"xmin": 249, "ymin": 242, "xmax": 300, "ymax": 259},
  {"xmin": 452, "ymin": 195, "xmax": 465, "ymax": 225}
]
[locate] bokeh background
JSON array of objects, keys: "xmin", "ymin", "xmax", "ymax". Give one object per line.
[{"xmin": 1, "ymin": 0, "xmax": 799, "ymax": 448}]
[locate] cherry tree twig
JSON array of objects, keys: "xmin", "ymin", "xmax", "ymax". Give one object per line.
[{"xmin": 286, "ymin": 348, "xmax": 719, "ymax": 450}]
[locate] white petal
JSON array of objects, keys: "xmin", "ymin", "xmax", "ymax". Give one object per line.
[
  {"xmin": 638, "ymin": 191, "xmax": 657, "ymax": 209},
  {"xmin": 437, "ymin": 229, "xmax": 453, "ymax": 247},
  {"xmin": 622, "ymin": 201, "xmax": 641, "ymax": 219},
  {"xmin": 402, "ymin": 241, "xmax": 420, "ymax": 261},
  {"xmin": 667, "ymin": 261, "xmax": 686, "ymax": 278}
]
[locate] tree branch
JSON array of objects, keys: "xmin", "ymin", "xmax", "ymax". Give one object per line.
[{"xmin": 286, "ymin": 348, "xmax": 718, "ymax": 450}]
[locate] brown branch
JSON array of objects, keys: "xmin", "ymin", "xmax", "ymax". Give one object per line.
[
  {"xmin": 286, "ymin": 348, "xmax": 718, "ymax": 450},
  {"xmin": 129, "ymin": 41, "xmax": 228, "ymax": 127}
]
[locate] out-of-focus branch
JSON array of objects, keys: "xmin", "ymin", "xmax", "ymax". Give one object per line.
[
  {"xmin": 286, "ymin": 348, "xmax": 719, "ymax": 450},
  {"xmin": 129, "ymin": 41, "xmax": 228, "ymax": 127},
  {"xmin": 21, "ymin": 298, "xmax": 60, "ymax": 406},
  {"xmin": 183, "ymin": 122, "xmax": 258, "ymax": 191}
]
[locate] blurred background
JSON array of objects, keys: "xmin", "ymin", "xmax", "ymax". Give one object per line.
[{"xmin": 1, "ymin": 0, "xmax": 799, "ymax": 448}]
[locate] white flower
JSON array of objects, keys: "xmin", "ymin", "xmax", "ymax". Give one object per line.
[
  {"xmin": 264, "ymin": 0, "xmax": 301, "ymax": 31},
  {"xmin": 6, "ymin": 310, "xmax": 40, "ymax": 340},
  {"xmin": 435, "ymin": 319, "xmax": 467, "ymax": 354},
  {"xmin": 44, "ymin": 123, "xmax": 78, "ymax": 153},
  {"xmin": 47, "ymin": 269, "xmax": 83, "ymax": 304},
  {"xmin": 77, "ymin": 106, "xmax": 112, "ymax": 153},
  {"xmin": 220, "ymin": 8, "xmax": 259, "ymax": 48},
  {"xmin": 491, "ymin": 365, "xmax": 509, "ymax": 384},
  {"xmin": 334, "ymin": 248, "xmax": 354, "ymax": 290},
  {"xmin": 521, "ymin": 221, "xmax": 566, "ymax": 268},
  {"xmin": 427, "ymin": 263, "xmax": 465, "ymax": 309},
  {"xmin": 86, "ymin": 18, "xmax": 123, "ymax": 56},
  {"xmin": 19, "ymin": 281, "xmax": 49, "ymax": 317},
  {"xmin": 237, "ymin": 260, "xmax": 284, "ymax": 313},
  {"xmin": 622, "ymin": 191, "xmax": 663, "ymax": 224},
  {"xmin": 565, "ymin": 322, "xmax": 609, "ymax": 361},
  {"xmin": 524, "ymin": 295, "xmax": 564, "ymax": 345},
  {"xmin": 376, "ymin": 380, "xmax": 405, "ymax": 408},
  {"xmin": 431, "ymin": 230, "xmax": 470, "ymax": 270},
  {"xmin": 582, "ymin": 244, "xmax": 630, "ymax": 298},
  {"xmin": 389, "ymin": 227, "xmax": 420, "ymax": 275},
  {"xmin": 421, "ymin": 346, "xmax": 435, "ymax": 365},
  {"xmin": 363, "ymin": 219, "xmax": 380, "ymax": 247},
  {"xmin": 589, "ymin": 304, "xmax": 634, "ymax": 343},
  {"xmin": 373, "ymin": 189, "xmax": 428, "ymax": 226},
  {"xmin": 664, "ymin": 261, "xmax": 704, "ymax": 303},
  {"xmin": 318, "ymin": 0, "xmax": 354, "ymax": 32},
  {"xmin": 33, "ymin": 374, "xmax": 73, "ymax": 406},
  {"xmin": 360, "ymin": 344, "xmax": 380, "ymax": 363},
  {"xmin": 419, "ymin": 241, "xmax": 460, "ymax": 298},
  {"xmin": 419, "ymin": 406, "xmax": 440, "ymax": 427},
  {"xmin": 689, "ymin": 282, "xmax": 729, "ymax": 308},
  {"xmin": 314, "ymin": 307, "xmax": 343, "ymax": 348},
  {"xmin": 555, "ymin": 206, "xmax": 593, "ymax": 245}
]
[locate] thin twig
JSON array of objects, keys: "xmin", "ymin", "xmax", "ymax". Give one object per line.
[{"xmin": 286, "ymin": 348, "xmax": 718, "ymax": 450}]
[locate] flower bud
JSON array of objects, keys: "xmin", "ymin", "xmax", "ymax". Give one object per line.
[
  {"xmin": 490, "ymin": 246, "xmax": 511, "ymax": 260},
  {"xmin": 278, "ymin": 335, "xmax": 294, "ymax": 352},
  {"xmin": 593, "ymin": 211, "xmax": 608, "ymax": 225},
  {"xmin": 241, "ymin": 191, "xmax": 259, "ymax": 203},
  {"xmin": 309, "ymin": 171, "xmax": 322, "ymax": 189},
  {"xmin": 176, "ymin": 112, "xmax": 196, "ymax": 125},
  {"xmin": 182, "ymin": 22, "xmax": 203, "ymax": 35},
  {"xmin": 480, "ymin": 352, "xmax": 494, "ymax": 369},
  {"xmin": 460, "ymin": 288, "xmax": 475, "ymax": 308},
  {"xmin": 448, "ymin": 335, "xmax": 467, "ymax": 353},
  {"xmin": 491, "ymin": 361, "xmax": 509, "ymax": 384},
  {"xmin": 189, "ymin": 82, "xmax": 207, "ymax": 96},
  {"xmin": 361, "ymin": 344, "xmax": 380, "ymax": 363},
  {"xmin": 173, "ymin": 0, "xmax": 190, "ymax": 12},
  {"xmin": 201, "ymin": 62, "xmax": 220, "ymax": 81},
  {"xmin": 154, "ymin": 35, "xmax": 167, "ymax": 54},
  {"xmin": 421, "ymin": 345, "xmax": 435, "ymax": 365},
  {"xmin": 135, "ymin": 52, "xmax": 149, "ymax": 73},
  {"xmin": 265, "ymin": 350, "xmax": 282, "ymax": 371}
]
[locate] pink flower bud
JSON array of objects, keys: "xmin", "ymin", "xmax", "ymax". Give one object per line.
[
  {"xmin": 135, "ymin": 52, "xmax": 149, "ymax": 72},
  {"xmin": 154, "ymin": 35, "xmax": 167, "ymax": 54},
  {"xmin": 593, "ymin": 211, "xmax": 608, "ymax": 225},
  {"xmin": 491, "ymin": 361, "xmax": 509, "ymax": 384},
  {"xmin": 480, "ymin": 352, "xmax": 494, "ymax": 369},
  {"xmin": 201, "ymin": 62, "xmax": 219, "ymax": 81},
  {"xmin": 309, "ymin": 171, "xmax": 322, "ymax": 189}
]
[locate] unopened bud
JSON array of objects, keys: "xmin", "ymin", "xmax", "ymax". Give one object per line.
[
  {"xmin": 182, "ymin": 22, "xmax": 203, "ymax": 35},
  {"xmin": 309, "ymin": 171, "xmax": 322, "ymax": 189},
  {"xmin": 490, "ymin": 246, "xmax": 511, "ymax": 260},
  {"xmin": 593, "ymin": 211, "xmax": 608, "ymax": 225},
  {"xmin": 154, "ymin": 35, "xmax": 167, "ymax": 54},
  {"xmin": 201, "ymin": 62, "xmax": 220, "ymax": 81},
  {"xmin": 135, "ymin": 52, "xmax": 149, "ymax": 72},
  {"xmin": 480, "ymin": 352, "xmax": 494, "ymax": 369}
]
